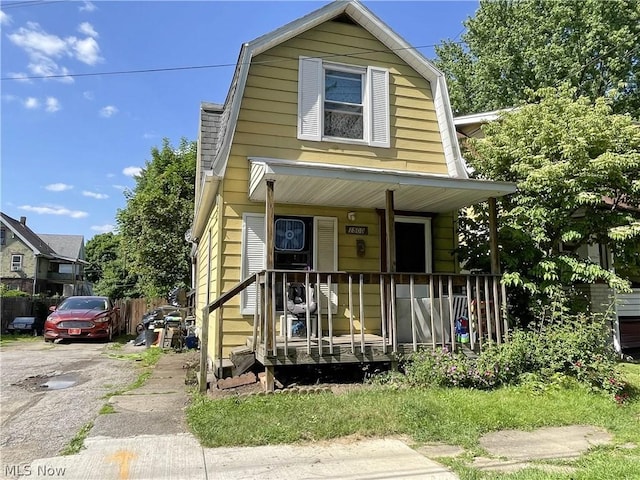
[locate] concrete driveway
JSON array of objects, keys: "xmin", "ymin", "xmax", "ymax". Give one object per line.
[{"xmin": 0, "ymin": 338, "xmax": 138, "ymax": 470}]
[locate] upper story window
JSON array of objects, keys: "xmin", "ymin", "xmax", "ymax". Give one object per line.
[
  {"xmin": 298, "ymin": 57, "xmax": 390, "ymax": 148},
  {"xmin": 11, "ymin": 254, "xmax": 23, "ymax": 271},
  {"xmin": 324, "ymin": 67, "xmax": 364, "ymax": 139},
  {"xmin": 0, "ymin": 228, "xmax": 5, "ymax": 245}
]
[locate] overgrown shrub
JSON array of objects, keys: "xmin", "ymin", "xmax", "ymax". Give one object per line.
[{"xmin": 395, "ymin": 313, "xmax": 629, "ymax": 402}]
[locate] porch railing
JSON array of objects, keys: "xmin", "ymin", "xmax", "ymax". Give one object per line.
[{"xmin": 200, "ymin": 270, "xmax": 509, "ymax": 386}]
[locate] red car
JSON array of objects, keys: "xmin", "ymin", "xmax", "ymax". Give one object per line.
[{"xmin": 44, "ymin": 296, "xmax": 121, "ymax": 342}]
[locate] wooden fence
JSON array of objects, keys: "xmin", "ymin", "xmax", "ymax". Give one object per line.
[
  {"xmin": 114, "ymin": 297, "xmax": 167, "ymax": 335},
  {"xmin": 1, "ymin": 296, "xmax": 169, "ymax": 336},
  {"xmin": 1, "ymin": 296, "xmax": 59, "ymax": 332}
]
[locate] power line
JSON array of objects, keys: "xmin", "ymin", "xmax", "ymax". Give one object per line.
[
  {"xmin": 1, "ymin": 0, "xmax": 65, "ymax": 9},
  {"xmin": 1, "ymin": 42, "xmax": 461, "ymax": 81}
]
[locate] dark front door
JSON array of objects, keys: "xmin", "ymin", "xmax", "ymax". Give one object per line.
[{"xmin": 395, "ymin": 221, "xmax": 427, "ymax": 273}]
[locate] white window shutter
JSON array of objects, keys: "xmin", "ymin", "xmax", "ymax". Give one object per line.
[
  {"xmin": 298, "ymin": 57, "xmax": 323, "ymax": 141},
  {"xmin": 314, "ymin": 217, "xmax": 338, "ymax": 314},
  {"xmin": 368, "ymin": 66, "xmax": 390, "ymax": 148},
  {"xmin": 241, "ymin": 213, "xmax": 265, "ymax": 315}
]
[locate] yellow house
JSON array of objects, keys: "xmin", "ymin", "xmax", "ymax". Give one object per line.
[{"xmin": 191, "ymin": 1, "xmax": 516, "ymax": 390}]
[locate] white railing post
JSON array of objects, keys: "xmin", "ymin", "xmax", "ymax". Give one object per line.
[
  {"xmin": 359, "ymin": 274, "xmax": 365, "ymax": 353},
  {"xmin": 348, "ymin": 274, "xmax": 355, "ymax": 353},
  {"xmin": 410, "ymin": 274, "xmax": 417, "ymax": 351},
  {"xmin": 380, "ymin": 275, "xmax": 387, "ymax": 354}
]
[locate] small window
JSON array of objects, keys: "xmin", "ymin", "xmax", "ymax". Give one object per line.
[
  {"xmin": 11, "ymin": 254, "xmax": 23, "ymax": 271},
  {"xmin": 298, "ymin": 57, "xmax": 390, "ymax": 147},
  {"xmin": 324, "ymin": 68, "xmax": 364, "ymax": 139},
  {"xmin": 0, "ymin": 228, "xmax": 5, "ymax": 245}
]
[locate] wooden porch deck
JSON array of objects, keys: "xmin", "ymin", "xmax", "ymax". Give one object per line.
[
  {"xmin": 202, "ymin": 270, "xmax": 507, "ymax": 387},
  {"xmin": 249, "ymin": 333, "xmax": 420, "ymax": 366}
]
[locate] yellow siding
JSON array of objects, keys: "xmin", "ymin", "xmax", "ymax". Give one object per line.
[
  {"xmin": 433, "ymin": 212, "xmax": 456, "ymax": 273},
  {"xmin": 235, "ymin": 19, "xmax": 447, "ymax": 174},
  {"xmin": 203, "ymin": 18, "xmax": 461, "ymax": 358}
]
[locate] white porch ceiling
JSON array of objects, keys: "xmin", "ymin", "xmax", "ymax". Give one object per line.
[{"xmin": 249, "ymin": 158, "xmax": 517, "ymax": 213}]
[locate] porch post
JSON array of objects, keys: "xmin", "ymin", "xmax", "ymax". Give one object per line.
[
  {"xmin": 488, "ymin": 197, "xmax": 500, "ymax": 275},
  {"xmin": 385, "ymin": 190, "xmax": 397, "ymax": 354},
  {"xmin": 264, "ymin": 179, "xmax": 275, "ymax": 391},
  {"xmin": 385, "ymin": 190, "xmax": 396, "ymax": 272}
]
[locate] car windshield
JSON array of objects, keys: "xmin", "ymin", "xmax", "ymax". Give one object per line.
[{"xmin": 59, "ymin": 298, "xmax": 107, "ymax": 311}]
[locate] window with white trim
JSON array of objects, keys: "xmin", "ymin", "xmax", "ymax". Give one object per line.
[
  {"xmin": 11, "ymin": 254, "xmax": 23, "ymax": 272},
  {"xmin": 298, "ymin": 57, "xmax": 390, "ymax": 147},
  {"xmin": 241, "ymin": 214, "xmax": 338, "ymax": 314}
]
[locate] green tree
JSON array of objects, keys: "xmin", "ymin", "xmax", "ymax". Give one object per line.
[
  {"xmin": 435, "ymin": 0, "xmax": 640, "ymax": 117},
  {"xmin": 85, "ymin": 232, "xmax": 139, "ymax": 299},
  {"xmin": 116, "ymin": 138, "xmax": 196, "ymax": 299},
  {"xmin": 462, "ymin": 87, "xmax": 640, "ymax": 321}
]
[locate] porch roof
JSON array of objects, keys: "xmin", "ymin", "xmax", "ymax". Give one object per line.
[{"xmin": 249, "ymin": 158, "xmax": 517, "ymax": 212}]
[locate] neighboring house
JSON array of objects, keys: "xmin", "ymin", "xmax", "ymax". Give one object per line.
[
  {"xmin": 453, "ymin": 112, "xmax": 640, "ymax": 351},
  {"xmin": 191, "ymin": 0, "xmax": 517, "ymax": 389},
  {"xmin": 0, "ymin": 213, "xmax": 91, "ymax": 296}
]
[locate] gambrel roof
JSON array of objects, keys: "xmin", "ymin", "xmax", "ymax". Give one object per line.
[
  {"xmin": 202, "ymin": 0, "xmax": 466, "ymax": 182},
  {"xmin": 192, "ymin": 0, "xmax": 517, "ymax": 238}
]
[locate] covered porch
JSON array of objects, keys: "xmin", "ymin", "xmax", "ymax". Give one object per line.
[{"xmin": 199, "ymin": 158, "xmax": 517, "ymax": 391}]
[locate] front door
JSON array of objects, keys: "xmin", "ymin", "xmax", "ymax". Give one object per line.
[{"xmin": 395, "ymin": 217, "xmax": 432, "ymax": 274}]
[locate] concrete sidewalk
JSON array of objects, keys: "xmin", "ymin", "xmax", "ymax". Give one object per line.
[
  {"xmin": 21, "ymin": 350, "xmax": 616, "ymax": 480},
  {"xmin": 22, "ymin": 351, "xmax": 458, "ymax": 480}
]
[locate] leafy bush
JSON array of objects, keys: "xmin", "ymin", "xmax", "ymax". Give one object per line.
[
  {"xmin": 0, "ymin": 285, "xmax": 29, "ymax": 297},
  {"xmin": 396, "ymin": 313, "xmax": 629, "ymax": 402}
]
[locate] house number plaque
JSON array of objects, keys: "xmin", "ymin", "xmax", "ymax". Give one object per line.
[{"xmin": 346, "ymin": 226, "xmax": 368, "ymax": 235}]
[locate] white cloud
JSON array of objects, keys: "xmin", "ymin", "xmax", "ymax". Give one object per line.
[
  {"xmin": 2, "ymin": 94, "xmax": 18, "ymax": 103},
  {"xmin": 83, "ymin": 91, "xmax": 94, "ymax": 100},
  {"xmin": 69, "ymin": 36, "xmax": 101, "ymax": 65},
  {"xmin": 0, "ymin": 10, "xmax": 12, "ymax": 26},
  {"xmin": 45, "ymin": 97, "xmax": 61, "ymax": 112},
  {"xmin": 19, "ymin": 205, "xmax": 88, "ymax": 219},
  {"xmin": 8, "ymin": 22, "xmax": 67, "ymax": 56},
  {"xmin": 91, "ymin": 224, "xmax": 115, "ymax": 234},
  {"xmin": 27, "ymin": 54, "xmax": 74, "ymax": 83},
  {"xmin": 6, "ymin": 72, "xmax": 32, "ymax": 83},
  {"xmin": 77, "ymin": 22, "xmax": 98, "ymax": 38},
  {"xmin": 99, "ymin": 105, "xmax": 118, "ymax": 118},
  {"xmin": 143, "ymin": 132, "xmax": 159, "ymax": 140},
  {"xmin": 24, "ymin": 97, "xmax": 39, "ymax": 109},
  {"xmin": 112, "ymin": 184, "xmax": 126, "ymax": 190},
  {"xmin": 46, "ymin": 183, "xmax": 73, "ymax": 192},
  {"xmin": 7, "ymin": 21, "xmax": 102, "ymax": 82},
  {"xmin": 82, "ymin": 190, "xmax": 108, "ymax": 199},
  {"xmin": 79, "ymin": 1, "xmax": 97, "ymax": 12},
  {"xmin": 122, "ymin": 167, "xmax": 142, "ymax": 177}
]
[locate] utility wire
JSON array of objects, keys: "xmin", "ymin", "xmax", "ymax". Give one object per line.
[
  {"xmin": 1, "ymin": 41, "xmax": 463, "ymax": 81},
  {"xmin": 1, "ymin": 0, "xmax": 65, "ymax": 9}
]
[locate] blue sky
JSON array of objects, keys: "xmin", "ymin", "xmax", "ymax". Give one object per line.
[{"xmin": 1, "ymin": 0, "xmax": 478, "ymax": 242}]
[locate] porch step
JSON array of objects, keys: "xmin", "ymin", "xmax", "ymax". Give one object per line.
[{"xmin": 230, "ymin": 346, "xmax": 256, "ymax": 376}]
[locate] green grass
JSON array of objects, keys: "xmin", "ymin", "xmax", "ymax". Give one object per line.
[
  {"xmin": 59, "ymin": 422, "xmax": 93, "ymax": 455},
  {"xmin": 107, "ymin": 345, "xmax": 164, "ymax": 366},
  {"xmin": 0, "ymin": 333, "xmax": 42, "ymax": 347},
  {"xmin": 187, "ymin": 363, "xmax": 640, "ymax": 479},
  {"xmin": 99, "ymin": 403, "xmax": 116, "ymax": 414}
]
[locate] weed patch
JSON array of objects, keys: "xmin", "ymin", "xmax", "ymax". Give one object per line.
[{"xmin": 59, "ymin": 422, "xmax": 93, "ymax": 455}]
